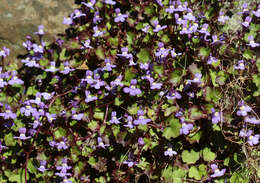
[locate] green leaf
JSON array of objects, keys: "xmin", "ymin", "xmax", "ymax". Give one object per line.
[
  {"xmin": 181, "ymin": 150, "xmax": 200, "ymax": 164},
  {"xmin": 96, "ymin": 47, "xmax": 105, "ymax": 59},
  {"xmin": 54, "ymin": 128, "xmax": 66, "ymax": 139},
  {"xmin": 137, "ymin": 48, "xmax": 151, "ymax": 63},
  {"xmin": 4, "ymin": 133, "xmax": 16, "ymax": 146},
  {"xmin": 88, "ymin": 157, "xmax": 96, "ymax": 166},
  {"xmin": 243, "ymin": 49, "xmax": 253, "ymax": 60},
  {"xmin": 201, "ymin": 147, "xmax": 216, "ymax": 161},
  {"xmin": 189, "ymin": 106, "xmax": 205, "ymax": 120},
  {"xmin": 162, "ymin": 118, "xmax": 181, "ymax": 139},
  {"xmin": 164, "ymin": 106, "xmax": 178, "ymax": 117},
  {"xmin": 199, "ymin": 47, "xmax": 210, "ymax": 57},
  {"xmin": 188, "ymin": 166, "xmax": 201, "ymax": 180},
  {"xmin": 170, "ymin": 70, "xmax": 182, "ymax": 86},
  {"xmin": 125, "ymin": 67, "xmax": 136, "ymax": 81},
  {"xmin": 127, "ymin": 32, "xmax": 135, "ymax": 45},
  {"xmin": 154, "ymin": 65, "xmax": 164, "ymax": 76},
  {"xmin": 94, "ymin": 111, "xmax": 104, "ymax": 120},
  {"xmin": 27, "ymin": 159, "xmax": 37, "ymax": 174}
]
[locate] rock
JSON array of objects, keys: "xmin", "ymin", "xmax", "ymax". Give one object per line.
[{"xmin": 0, "ymin": 0, "xmax": 77, "ymax": 63}]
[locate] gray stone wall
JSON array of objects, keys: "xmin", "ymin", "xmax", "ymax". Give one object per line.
[{"xmin": 0, "ymin": 0, "xmax": 77, "ymax": 61}]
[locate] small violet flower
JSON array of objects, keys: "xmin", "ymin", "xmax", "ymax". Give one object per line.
[
  {"xmin": 247, "ymin": 35, "xmax": 260, "ymax": 48},
  {"xmin": 211, "ymin": 108, "xmax": 222, "ymax": 124},
  {"xmin": 133, "ymin": 109, "xmax": 151, "ymax": 125},
  {"xmin": 242, "ymin": 16, "xmax": 252, "ymax": 27},
  {"xmin": 14, "ymin": 128, "xmax": 31, "ymax": 140},
  {"xmin": 234, "ymin": 60, "xmax": 245, "ymax": 70},
  {"xmin": 117, "ymin": 47, "xmax": 133, "ymax": 59},
  {"xmin": 245, "ymin": 116, "xmax": 260, "ymax": 124},
  {"xmin": 210, "ymin": 164, "xmax": 226, "ymax": 178},
  {"xmin": 153, "ymin": 20, "xmax": 167, "ymax": 32},
  {"xmin": 114, "ymin": 8, "xmax": 128, "ymax": 23},
  {"xmin": 85, "ymin": 90, "xmax": 98, "ymax": 103},
  {"xmin": 164, "ymin": 147, "xmax": 177, "ymax": 157},
  {"xmin": 180, "ymin": 122, "xmax": 193, "ymax": 135},
  {"xmin": 97, "ymin": 137, "xmax": 109, "ymax": 148},
  {"xmin": 93, "ymin": 11, "xmax": 102, "ymax": 24},
  {"xmin": 72, "ymin": 9, "xmax": 86, "ymax": 19},
  {"xmin": 109, "ymin": 111, "xmax": 121, "ymax": 124},
  {"xmin": 56, "ymin": 138, "xmax": 69, "ymax": 150},
  {"xmin": 103, "ymin": 58, "xmax": 116, "ymax": 71},
  {"xmin": 93, "ymin": 26, "xmax": 105, "ymax": 37},
  {"xmin": 0, "ymin": 47, "xmax": 10, "ymax": 58},
  {"xmin": 81, "ymin": 0, "xmax": 96, "ymax": 10},
  {"xmin": 104, "ymin": 0, "xmax": 116, "ymax": 5},
  {"xmin": 252, "ymin": 5, "xmax": 260, "ymax": 17},
  {"xmin": 123, "ymin": 79, "xmax": 141, "ymax": 96},
  {"xmin": 218, "ymin": 11, "xmax": 229, "ymax": 23},
  {"xmin": 34, "ymin": 25, "xmax": 44, "ymax": 35},
  {"xmin": 236, "ymin": 101, "xmax": 251, "ymax": 116},
  {"xmin": 38, "ymin": 160, "xmax": 48, "ymax": 172}
]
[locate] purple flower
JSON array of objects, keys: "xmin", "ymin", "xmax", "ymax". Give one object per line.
[
  {"xmin": 248, "ymin": 134, "xmax": 260, "ymax": 146},
  {"xmin": 180, "ymin": 123, "xmax": 193, "ymax": 135},
  {"xmin": 29, "ymin": 119, "xmax": 42, "ymax": 129},
  {"xmin": 41, "ymin": 92, "xmax": 54, "ymax": 100},
  {"xmin": 187, "ymin": 73, "xmax": 202, "ymax": 84},
  {"xmin": 133, "ymin": 109, "xmax": 151, "ymax": 125},
  {"xmin": 104, "ymin": 0, "xmax": 116, "ymax": 5},
  {"xmin": 46, "ymin": 113, "xmax": 57, "ymax": 123},
  {"xmin": 180, "ymin": 21, "xmax": 192, "ymax": 34},
  {"xmin": 166, "ymin": 90, "xmax": 182, "ymax": 100},
  {"xmin": 56, "ymin": 158, "xmax": 72, "ymax": 173},
  {"xmin": 45, "ymin": 61, "xmax": 59, "ymax": 72},
  {"xmin": 0, "ymin": 105, "xmax": 16, "ymax": 119},
  {"xmin": 211, "ymin": 35, "xmax": 223, "ymax": 45},
  {"xmin": 239, "ymin": 129, "xmax": 252, "ymax": 137},
  {"xmin": 38, "ymin": 160, "xmax": 48, "ymax": 172},
  {"xmin": 14, "ymin": 128, "xmax": 31, "ymax": 140},
  {"xmin": 245, "ymin": 116, "xmax": 260, "ymax": 124},
  {"xmin": 123, "ymin": 160, "xmax": 136, "ymax": 167},
  {"xmin": 8, "ymin": 71, "xmax": 24, "ymax": 85},
  {"xmin": 242, "ymin": 16, "xmax": 252, "ymax": 27},
  {"xmin": 93, "ymin": 11, "xmax": 102, "ymax": 24},
  {"xmin": 97, "ymin": 137, "xmax": 109, "ymax": 148},
  {"xmin": 72, "ymin": 9, "xmax": 86, "ymax": 19},
  {"xmin": 63, "ymin": 16, "xmax": 73, "ymax": 25},
  {"xmin": 0, "ymin": 141, "xmax": 7, "ymax": 153},
  {"xmin": 155, "ymin": 0, "xmax": 163, "ymax": 7},
  {"xmin": 138, "ymin": 137, "xmax": 145, "ymax": 146},
  {"xmin": 150, "ymin": 79, "xmax": 162, "ymax": 90},
  {"xmin": 0, "ymin": 75, "xmax": 7, "ymax": 88},
  {"xmin": 234, "ymin": 60, "xmax": 245, "ymax": 70},
  {"xmin": 239, "ymin": 3, "xmax": 250, "ymax": 15},
  {"xmin": 210, "ymin": 164, "xmax": 226, "ymax": 178},
  {"xmin": 236, "ymin": 101, "xmax": 251, "ymax": 116},
  {"xmin": 55, "ymin": 172, "xmax": 71, "ymax": 178},
  {"xmin": 164, "ymin": 147, "xmax": 177, "ymax": 157},
  {"xmin": 85, "ymin": 90, "xmax": 98, "ymax": 103},
  {"xmin": 114, "ymin": 8, "xmax": 128, "ymax": 23},
  {"xmin": 56, "ymin": 138, "xmax": 69, "ymax": 150},
  {"xmin": 32, "ymin": 43, "xmax": 45, "ymax": 53},
  {"xmin": 252, "ymin": 5, "xmax": 260, "ymax": 17},
  {"xmin": 211, "ymin": 108, "xmax": 222, "ymax": 124},
  {"xmin": 183, "ymin": 8, "xmax": 196, "ymax": 21},
  {"xmin": 103, "ymin": 58, "xmax": 116, "ymax": 71},
  {"xmin": 0, "ymin": 47, "xmax": 10, "ymax": 58},
  {"xmin": 117, "ymin": 47, "xmax": 133, "ymax": 59},
  {"xmin": 109, "ymin": 111, "xmax": 121, "ymax": 124},
  {"xmin": 22, "ymin": 58, "xmax": 40, "ymax": 68},
  {"xmin": 93, "ymin": 26, "xmax": 105, "ymax": 37},
  {"xmin": 124, "ymin": 115, "xmax": 134, "ymax": 129},
  {"xmin": 153, "ymin": 20, "xmax": 167, "ymax": 32},
  {"xmin": 155, "ymin": 42, "xmax": 170, "ymax": 58},
  {"xmin": 61, "ymin": 178, "xmax": 72, "ymax": 183},
  {"xmin": 20, "ymin": 103, "xmax": 37, "ymax": 117},
  {"xmin": 175, "ymin": 13, "xmax": 186, "ymax": 25},
  {"xmin": 166, "ymin": 1, "xmax": 176, "ymax": 14},
  {"xmin": 110, "ymin": 75, "xmax": 124, "ymax": 87},
  {"xmin": 71, "ymin": 110, "xmax": 84, "ymax": 120},
  {"xmin": 139, "ymin": 62, "xmax": 150, "ymax": 70},
  {"xmin": 34, "ymin": 25, "xmax": 44, "ymax": 35},
  {"xmin": 141, "ymin": 25, "xmax": 150, "ymax": 33},
  {"xmin": 207, "ymin": 56, "xmax": 218, "ymax": 64},
  {"xmin": 199, "ymin": 24, "xmax": 210, "ymax": 35},
  {"xmin": 60, "ymin": 62, "xmax": 75, "ymax": 75},
  {"xmin": 91, "ymin": 73, "xmax": 105, "ymax": 89},
  {"xmin": 81, "ymin": 0, "xmax": 96, "ymax": 9},
  {"xmin": 141, "ymin": 72, "xmax": 153, "ymax": 82},
  {"xmin": 23, "ymin": 39, "xmax": 33, "ymax": 50},
  {"xmin": 175, "ymin": 1, "xmax": 188, "ymax": 12},
  {"xmin": 247, "ymin": 35, "xmax": 260, "ymax": 48},
  {"xmin": 171, "ymin": 48, "xmax": 182, "ymax": 58},
  {"xmin": 123, "ymin": 79, "xmax": 142, "ymax": 96},
  {"xmin": 218, "ymin": 11, "xmax": 229, "ymax": 23},
  {"xmin": 81, "ymin": 39, "xmax": 92, "ymax": 49}
]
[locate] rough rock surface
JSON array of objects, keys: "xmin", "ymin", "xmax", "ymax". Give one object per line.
[{"xmin": 0, "ymin": 0, "xmax": 77, "ymax": 61}]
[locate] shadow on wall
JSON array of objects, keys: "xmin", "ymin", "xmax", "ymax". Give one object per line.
[{"xmin": 0, "ymin": 0, "xmax": 77, "ymax": 62}]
